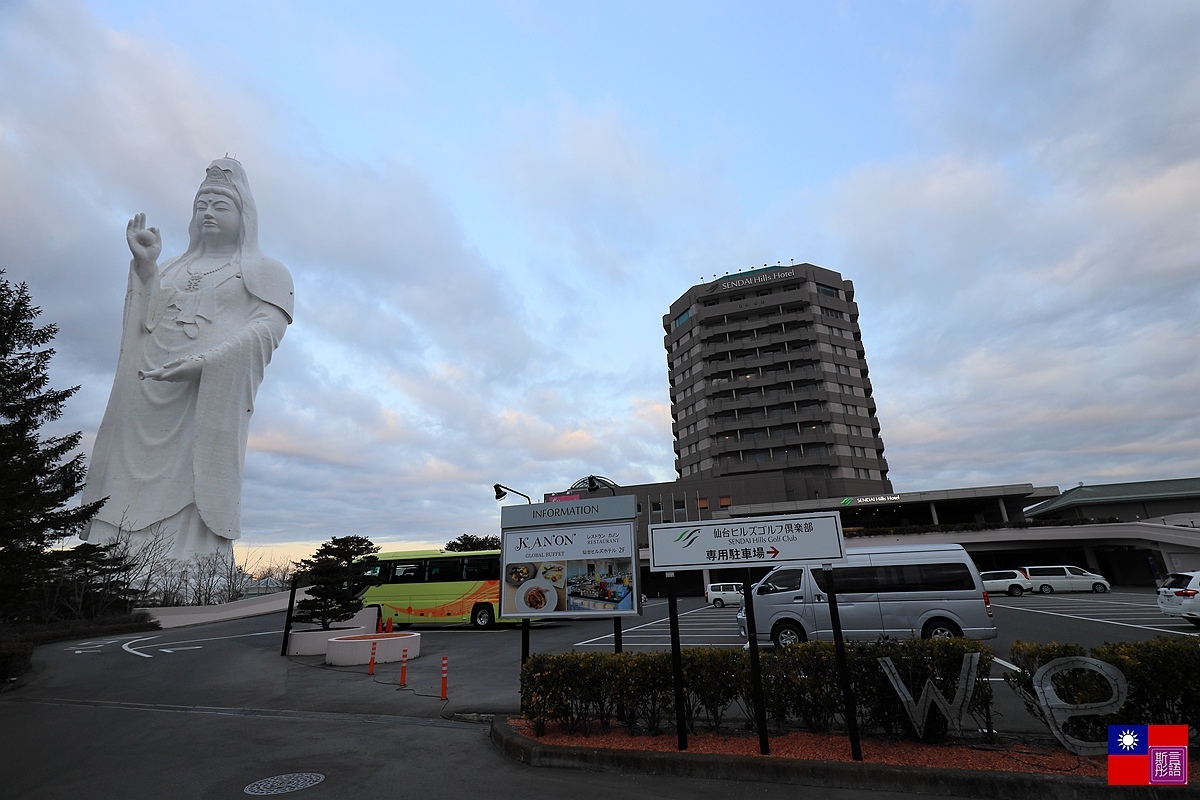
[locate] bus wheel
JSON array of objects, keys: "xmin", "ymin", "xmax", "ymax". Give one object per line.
[{"xmin": 471, "ymin": 604, "xmax": 495, "ymax": 629}]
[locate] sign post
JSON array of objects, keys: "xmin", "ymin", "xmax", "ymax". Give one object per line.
[
  {"xmin": 823, "ymin": 563, "xmax": 862, "ymax": 761},
  {"xmin": 649, "ymin": 512, "xmax": 846, "ymax": 756}
]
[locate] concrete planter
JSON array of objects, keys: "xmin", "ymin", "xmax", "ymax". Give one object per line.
[
  {"xmin": 284, "ymin": 626, "xmax": 371, "ymax": 656},
  {"xmin": 325, "ymin": 631, "xmax": 422, "ymax": 666},
  {"xmin": 284, "ymin": 607, "xmax": 381, "ymax": 656}
]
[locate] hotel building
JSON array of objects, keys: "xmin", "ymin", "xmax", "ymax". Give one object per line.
[{"xmin": 663, "ymin": 262, "xmax": 893, "ymax": 500}]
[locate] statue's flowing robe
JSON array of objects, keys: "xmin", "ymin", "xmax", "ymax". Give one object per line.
[{"xmin": 82, "ymin": 252, "xmax": 293, "ymax": 553}]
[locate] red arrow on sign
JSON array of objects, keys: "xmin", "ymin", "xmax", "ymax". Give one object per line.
[{"xmin": 767, "ymin": 546, "xmax": 780, "ymax": 558}]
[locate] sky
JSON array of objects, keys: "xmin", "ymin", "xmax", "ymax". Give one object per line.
[{"xmin": 2, "ymin": 0, "xmax": 1198, "ymax": 564}]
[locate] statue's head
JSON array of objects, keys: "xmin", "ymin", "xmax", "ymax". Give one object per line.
[{"xmin": 183, "ymin": 158, "xmax": 262, "ymax": 262}]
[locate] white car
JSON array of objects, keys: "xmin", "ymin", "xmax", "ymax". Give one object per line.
[
  {"xmin": 1157, "ymin": 571, "xmax": 1200, "ymax": 628},
  {"xmin": 980, "ymin": 569, "xmax": 1034, "ymax": 597},
  {"xmin": 1019, "ymin": 565, "xmax": 1111, "ymax": 594},
  {"xmin": 705, "ymin": 583, "xmax": 743, "ymax": 608}
]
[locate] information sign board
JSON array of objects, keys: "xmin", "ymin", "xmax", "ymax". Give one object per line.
[
  {"xmin": 499, "ymin": 495, "xmax": 639, "ymax": 618},
  {"xmin": 649, "ymin": 512, "xmax": 845, "ymax": 572}
]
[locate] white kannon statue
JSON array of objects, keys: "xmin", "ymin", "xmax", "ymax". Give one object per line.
[{"xmin": 82, "ymin": 158, "xmax": 294, "ymax": 562}]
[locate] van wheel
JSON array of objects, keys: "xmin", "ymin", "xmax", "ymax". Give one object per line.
[
  {"xmin": 1092, "ymin": 583, "xmax": 1107, "ymax": 593},
  {"xmin": 1038, "ymin": 584, "xmax": 1054, "ymax": 594},
  {"xmin": 922, "ymin": 619, "xmax": 963, "ymax": 639},
  {"xmin": 771, "ymin": 621, "xmax": 806, "ymax": 648},
  {"xmin": 1007, "ymin": 585, "xmax": 1024, "ymax": 597},
  {"xmin": 713, "ymin": 598, "xmax": 725, "ymax": 608},
  {"xmin": 470, "ymin": 604, "xmax": 495, "ymax": 629}
]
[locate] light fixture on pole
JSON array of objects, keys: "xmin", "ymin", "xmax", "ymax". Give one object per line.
[
  {"xmin": 586, "ymin": 475, "xmax": 616, "ymax": 496},
  {"xmin": 493, "ymin": 483, "xmax": 531, "ymax": 504}
]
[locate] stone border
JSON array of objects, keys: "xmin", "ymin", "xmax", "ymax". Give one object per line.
[{"xmin": 489, "ymin": 718, "xmax": 1198, "ymax": 800}]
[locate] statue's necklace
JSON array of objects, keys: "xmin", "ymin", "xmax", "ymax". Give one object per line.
[{"xmin": 184, "ymin": 260, "xmax": 231, "ymax": 292}]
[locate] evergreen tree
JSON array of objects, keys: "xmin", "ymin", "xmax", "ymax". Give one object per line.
[
  {"xmin": 293, "ymin": 535, "xmax": 379, "ymax": 630},
  {"xmin": 444, "ymin": 533, "xmax": 500, "ymax": 552},
  {"xmin": 0, "ymin": 272, "xmax": 106, "ymax": 618}
]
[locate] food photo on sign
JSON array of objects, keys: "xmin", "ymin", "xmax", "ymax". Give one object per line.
[{"xmin": 505, "ymin": 561, "xmax": 566, "ymax": 613}]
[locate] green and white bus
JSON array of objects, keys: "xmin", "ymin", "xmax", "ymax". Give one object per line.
[{"xmin": 359, "ymin": 549, "xmax": 504, "ymax": 628}]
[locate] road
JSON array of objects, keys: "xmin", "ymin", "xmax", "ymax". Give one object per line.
[{"xmin": 1, "ymin": 590, "xmax": 1188, "ymax": 799}]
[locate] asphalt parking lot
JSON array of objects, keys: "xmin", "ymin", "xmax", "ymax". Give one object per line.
[{"xmin": 2, "ymin": 588, "xmax": 1192, "ymax": 799}]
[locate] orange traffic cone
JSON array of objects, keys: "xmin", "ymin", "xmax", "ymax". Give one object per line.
[
  {"xmin": 385, "ymin": 617, "xmax": 393, "ymax": 633},
  {"xmin": 376, "ymin": 616, "xmax": 382, "ymax": 633}
]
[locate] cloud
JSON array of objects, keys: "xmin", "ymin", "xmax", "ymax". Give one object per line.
[{"xmin": 818, "ymin": 1, "xmax": 1200, "ymax": 490}]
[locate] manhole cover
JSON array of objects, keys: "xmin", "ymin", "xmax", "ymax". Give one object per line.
[{"xmin": 244, "ymin": 773, "xmax": 326, "ymax": 795}]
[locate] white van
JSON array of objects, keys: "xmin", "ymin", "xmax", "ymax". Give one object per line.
[
  {"xmin": 1019, "ymin": 565, "xmax": 1110, "ymax": 594},
  {"xmin": 705, "ymin": 583, "xmax": 743, "ymax": 608},
  {"xmin": 737, "ymin": 543, "xmax": 996, "ymax": 648}
]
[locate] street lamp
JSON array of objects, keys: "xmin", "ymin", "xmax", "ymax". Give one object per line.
[
  {"xmin": 493, "ymin": 483, "xmax": 531, "ymax": 504},
  {"xmin": 586, "ymin": 475, "xmax": 616, "ymax": 496}
]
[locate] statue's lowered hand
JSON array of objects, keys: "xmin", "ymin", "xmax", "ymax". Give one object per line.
[{"xmin": 139, "ymin": 355, "xmax": 203, "ymax": 382}]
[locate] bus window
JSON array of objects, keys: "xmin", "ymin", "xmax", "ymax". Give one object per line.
[
  {"xmin": 426, "ymin": 557, "xmax": 464, "ymax": 583},
  {"xmin": 391, "ymin": 561, "xmax": 424, "ymax": 583},
  {"xmin": 463, "ymin": 555, "xmax": 499, "ymax": 581}
]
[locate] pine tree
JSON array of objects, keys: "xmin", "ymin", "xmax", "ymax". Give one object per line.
[
  {"xmin": 444, "ymin": 533, "xmax": 500, "ymax": 552},
  {"xmin": 0, "ymin": 271, "xmax": 106, "ymax": 618},
  {"xmin": 293, "ymin": 536, "xmax": 379, "ymax": 630}
]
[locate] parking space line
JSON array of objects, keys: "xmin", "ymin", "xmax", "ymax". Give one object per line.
[{"xmin": 995, "ymin": 604, "xmax": 1197, "ymax": 636}]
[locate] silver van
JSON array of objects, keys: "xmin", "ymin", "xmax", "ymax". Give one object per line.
[
  {"xmin": 737, "ymin": 543, "xmax": 997, "ymax": 647},
  {"xmin": 1019, "ymin": 565, "xmax": 1110, "ymax": 594}
]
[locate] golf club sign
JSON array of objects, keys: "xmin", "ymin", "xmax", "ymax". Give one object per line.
[{"xmin": 648, "ymin": 512, "xmax": 845, "ymax": 571}]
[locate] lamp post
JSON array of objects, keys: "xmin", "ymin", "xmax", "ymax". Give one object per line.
[
  {"xmin": 585, "ymin": 475, "xmax": 624, "ymax": 651},
  {"xmin": 494, "ymin": 483, "xmax": 531, "ymax": 503},
  {"xmin": 494, "ymin": 482, "xmax": 532, "ymax": 662},
  {"xmin": 586, "ymin": 475, "xmax": 616, "ymax": 496}
]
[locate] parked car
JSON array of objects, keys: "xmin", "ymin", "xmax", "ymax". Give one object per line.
[
  {"xmin": 705, "ymin": 583, "xmax": 743, "ymax": 608},
  {"xmin": 737, "ymin": 543, "xmax": 996, "ymax": 647},
  {"xmin": 1019, "ymin": 565, "xmax": 1110, "ymax": 594},
  {"xmin": 980, "ymin": 569, "xmax": 1034, "ymax": 597},
  {"xmin": 1157, "ymin": 571, "xmax": 1200, "ymax": 627}
]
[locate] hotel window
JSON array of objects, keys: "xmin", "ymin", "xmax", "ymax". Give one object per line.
[
  {"xmin": 719, "ymin": 496, "xmax": 732, "ymax": 509},
  {"xmin": 697, "ymin": 498, "xmax": 709, "ymax": 510}
]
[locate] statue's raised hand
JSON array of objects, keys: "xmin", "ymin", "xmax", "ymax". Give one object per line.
[{"xmin": 126, "ymin": 213, "xmax": 161, "ymax": 277}]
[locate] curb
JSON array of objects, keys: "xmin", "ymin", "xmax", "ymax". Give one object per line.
[{"xmin": 489, "ymin": 718, "xmax": 1198, "ymax": 799}]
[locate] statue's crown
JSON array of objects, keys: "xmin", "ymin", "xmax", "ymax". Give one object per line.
[{"xmin": 203, "ymin": 166, "xmax": 233, "ymax": 186}]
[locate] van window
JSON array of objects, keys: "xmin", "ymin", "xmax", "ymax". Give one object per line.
[
  {"xmin": 813, "ymin": 563, "xmax": 974, "ymax": 593},
  {"xmin": 1028, "ymin": 567, "xmax": 1065, "ymax": 577},
  {"xmin": 759, "ymin": 569, "xmax": 804, "ymax": 594},
  {"xmin": 1066, "ymin": 567, "xmax": 1089, "ymax": 576},
  {"xmin": 811, "ymin": 566, "xmax": 878, "ymax": 593}
]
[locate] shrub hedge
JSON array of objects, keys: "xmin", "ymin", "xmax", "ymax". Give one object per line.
[
  {"xmin": 523, "ymin": 637, "xmax": 1195, "ymax": 746},
  {"xmin": 522, "ymin": 638, "xmax": 993, "ymax": 742},
  {"xmin": 1004, "ymin": 638, "xmax": 1200, "ymax": 743}
]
